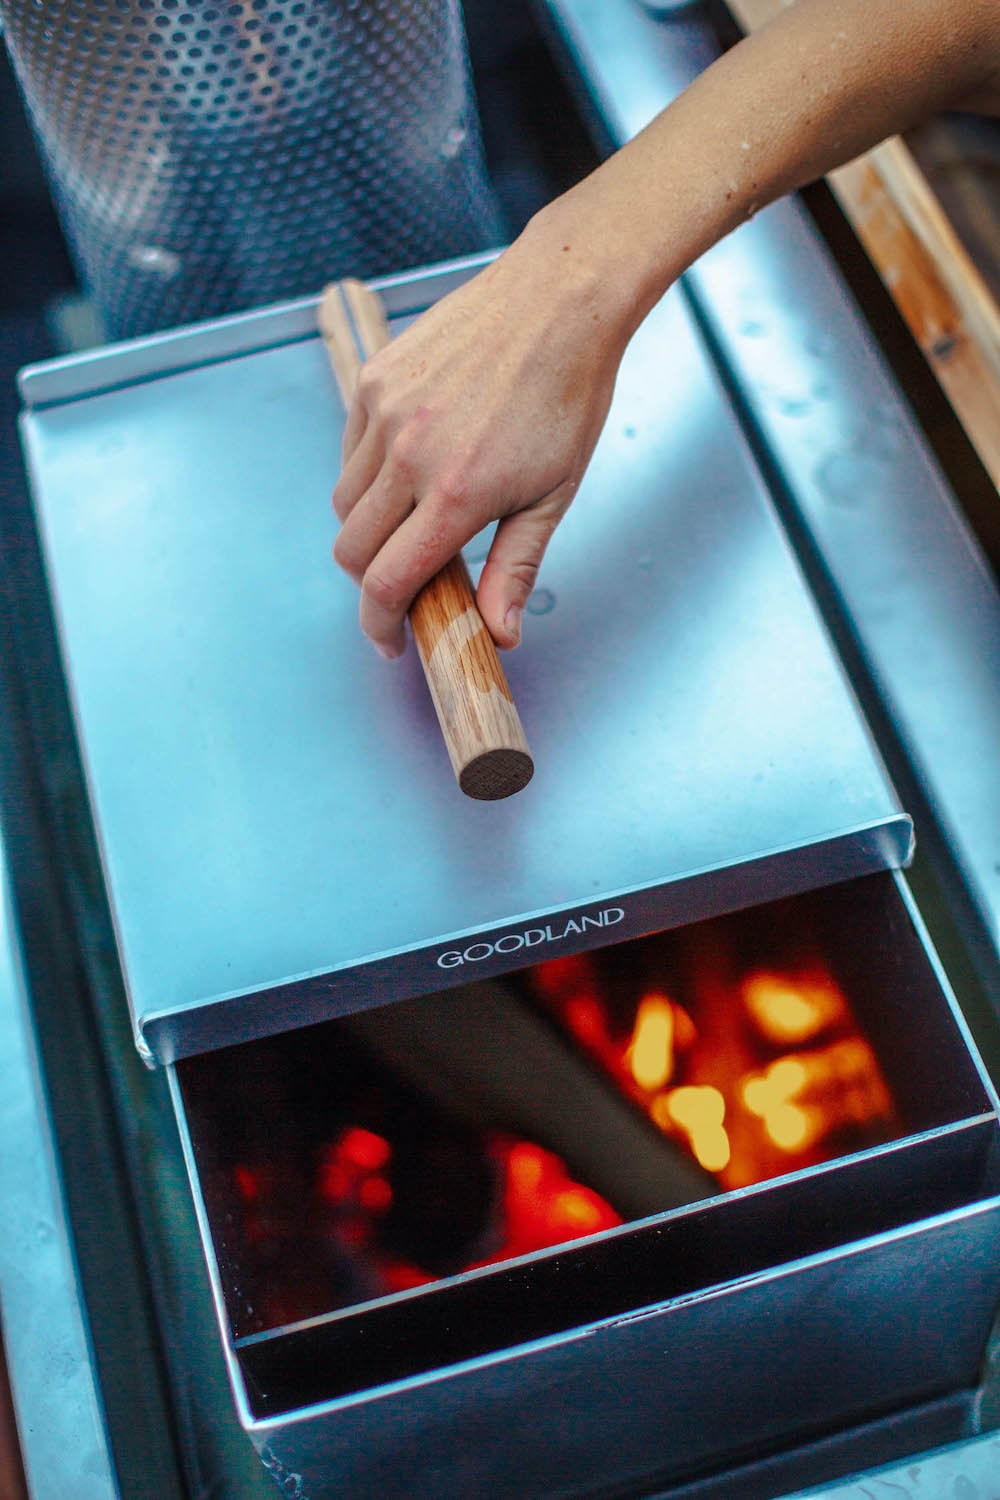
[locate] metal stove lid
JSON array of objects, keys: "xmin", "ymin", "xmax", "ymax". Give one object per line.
[{"xmin": 19, "ymin": 255, "xmax": 912, "ymax": 1064}]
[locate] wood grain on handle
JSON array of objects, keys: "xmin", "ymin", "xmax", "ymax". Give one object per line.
[{"xmin": 318, "ymin": 279, "xmax": 534, "ymax": 801}]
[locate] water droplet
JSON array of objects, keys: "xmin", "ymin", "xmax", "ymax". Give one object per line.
[
  {"xmin": 127, "ymin": 243, "xmax": 181, "ymax": 276},
  {"xmin": 739, "ymin": 320, "xmax": 765, "ymax": 338},
  {"xmin": 441, "ymin": 125, "xmax": 467, "ymax": 159},
  {"xmin": 637, "ymin": 554, "xmax": 653, "ymax": 570},
  {"xmin": 526, "ymin": 587, "xmax": 555, "ymax": 615},
  {"xmin": 811, "ymin": 381, "xmax": 832, "ymax": 401},
  {"xmin": 806, "ymin": 331, "xmax": 835, "ymax": 357},
  {"xmin": 814, "ymin": 448, "xmax": 888, "ymax": 506},
  {"xmin": 623, "ymin": 425, "xmax": 637, "ymax": 439},
  {"xmin": 858, "ymin": 419, "xmax": 902, "ymax": 458}
]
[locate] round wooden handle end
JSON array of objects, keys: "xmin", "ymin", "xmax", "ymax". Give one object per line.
[{"xmin": 459, "ymin": 747, "xmax": 535, "ymax": 802}]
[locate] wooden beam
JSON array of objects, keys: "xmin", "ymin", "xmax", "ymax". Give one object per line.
[{"xmin": 724, "ymin": 0, "xmax": 1000, "ymax": 489}]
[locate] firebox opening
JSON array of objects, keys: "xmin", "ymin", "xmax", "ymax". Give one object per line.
[{"xmin": 176, "ymin": 873, "xmax": 991, "ymax": 1369}]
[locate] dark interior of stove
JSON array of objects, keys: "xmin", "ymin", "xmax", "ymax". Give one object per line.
[{"xmin": 175, "ymin": 872, "xmax": 997, "ymax": 1415}]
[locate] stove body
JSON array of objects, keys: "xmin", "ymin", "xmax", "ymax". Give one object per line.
[{"xmin": 2, "ymin": 4, "xmax": 1000, "ymax": 1500}]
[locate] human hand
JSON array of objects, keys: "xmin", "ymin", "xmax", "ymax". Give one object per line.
[
  {"xmin": 331, "ymin": 0, "xmax": 1000, "ymax": 661},
  {"xmin": 331, "ymin": 220, "xmax": 629, "ymax": 658}
]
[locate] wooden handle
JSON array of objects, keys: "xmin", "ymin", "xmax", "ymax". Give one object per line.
[{"xmin": 319, "ymin": 279, "xmax": 534, "ymax": 801}]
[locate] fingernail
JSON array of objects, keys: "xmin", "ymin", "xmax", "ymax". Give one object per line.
[{"xmin": 504, "ymin": 605, "xmax": 522, "ymax": 645}]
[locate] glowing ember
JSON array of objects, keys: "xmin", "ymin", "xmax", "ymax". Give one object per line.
[
  {"xmin": 528, "ymin": 928, "xmax": 897, "ymax": 1193},
  {"xmin": 317, "ymin": 1128, "xmax": 394, "ymax": 1228},
  {"xmin": 209, "ymin": 903, "xmax": 903, "ymax": 1337},
  {"xmin": 317, "ymin": 1133, "xmax": 622, "ymax": 1301},
  {"xmin": 628, "ymin": 993, "xmax": 675, "ymax": 1091},
  {"xmin": 233, "ymin": 1163, "xmax": 263, "ymax": 1204},
  {"xmin": 742, "ymin": 970, "xmax": 848, "ymax": 1046},
  {"xmin": 508, "ymin": 1139, "xmax": 546, "ymax": 1196},
  {"xmin": 742, "ymin": 1057, "xmax": 809, "ymax": 1118},
  {"xmin": 359, "ymin": 1176, "xmax": 393, "ymax": 1214},
  {"xmin": 337, "ymin": 1126, "xmax": 392, "ymax": 1173},
  {"xmin": 654, "ymin": 1085, "xmax": 731, "ymax": 1173},
  {"xmin": 473, "ymin": 1139, "xmax": 622, "ymax": 1268},
  {"xmin": 764, "ymin": 1103, "xmax": 812, "ymax": 1152},
  {"xmin": 741, "ymin": 1038, "xmax": 892, "ymax": 1156},
  {"xmin": 564, "ymin": 995, "xmax": 607, "ymax": 1050}
]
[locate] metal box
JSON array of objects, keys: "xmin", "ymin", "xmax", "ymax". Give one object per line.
[
  {"xmin": 168, "ymin": 871, "xmax": 1000, "ymax": 1499},
  {"xmin": 17, "ymin": 259, "xmax": 1000, "ymax": 1497}
]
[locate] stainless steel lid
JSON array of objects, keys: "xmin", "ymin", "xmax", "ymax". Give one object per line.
[{"xmin": 18, "ymin": 256, "xmax": 911, "ymax": 1063}]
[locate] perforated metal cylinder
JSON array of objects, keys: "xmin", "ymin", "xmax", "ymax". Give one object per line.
[{"xmin": 1, "ymin": 0, "xmax": 503, "ymax": 338}]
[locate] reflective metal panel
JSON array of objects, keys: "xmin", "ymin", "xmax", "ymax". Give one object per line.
[
  {"xmin": 21, "ymin": 264, "xmax": 909, "ymax": 1061},
  {"xmin": 0, "ymin": 854, "xmax": 117, "ymax": 1500},
  {"xmin": 688, "ymin": 209, "xmax": 1000, "ymax": 967},
  {"xmin": 164, "ymin": 868, "xmax": 1000, "ymax": 1498},
  {"xmin": 242, "ymin": 1198, "xmax": 1000, "ymax": 1499}
]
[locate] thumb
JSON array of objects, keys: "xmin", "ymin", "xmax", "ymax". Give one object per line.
[{"xmin": 475, "ymin": 500, "xmax": 565, "ymax": 649}]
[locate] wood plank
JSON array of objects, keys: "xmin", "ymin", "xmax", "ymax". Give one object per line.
[
  {"xmin": 723, "ymin": 0, "xmax": 1000, "ymax": 490},
  {"xmin": 0, "ymin": 1336, "xmax": 28, "ymax": 1500}
]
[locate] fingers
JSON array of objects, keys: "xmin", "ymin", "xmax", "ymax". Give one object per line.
[
  {"xmin": 333, "ymin": 461, "xmax": 415, "ymax": 583},
  {"xmin": 339, "ymin": 474, "xmax": 572, "ymax": 657},
  {"xmin": 475, "ymin": 493, "xmax": 571, "ymax": 649},
  {"xmin": 332, "ymin": 422, "xmax": 382, "ymax": 523},
  {"xmin": 358, "ymin": 502, "xmax": 468, "ymax": 659},
  {"xmin": 341, "ymin": 383, "xmax": 369, "ymax": 465}
]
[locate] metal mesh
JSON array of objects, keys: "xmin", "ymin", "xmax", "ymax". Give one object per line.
[{"xmin": 1, "ymin": 0, "xmax": 504, "ymax": 338}]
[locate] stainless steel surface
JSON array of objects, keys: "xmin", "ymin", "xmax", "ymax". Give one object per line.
[
  {"xmin": 0, "ymin": 0, "xmax": 502, "ymax": 337},
  {"xmin": 230, "ymin": 1191, "xmax": 1000, "ymax": 1500},
  {"xmin": 0, "ymin": 848, "xmax": 118, "ymax": 1500},
  {"xmin": 542, "ymin": 0, "xmax": 717, "ymax": 131},
  {"xmin": 689, "ymin": 212, "xmax": 1000, "ymax": 974},
  {"xmin": 785, "ymin": 1429, "xmax": 1000, "ymax": 1500},
  {"xmin": 545, "ymin": 0, "xmax": 1000, "ymax": 987},
  {"xmin": 17, "ymin": 250, "xmax": 502, "ymax": 412},
  {"xmin": 4, "ymin": 4, "xmax": 999, "ymax": 1493},
  {"xmin": 21, "ymin": 264, "xmax": 910, "ymax": 1063}
]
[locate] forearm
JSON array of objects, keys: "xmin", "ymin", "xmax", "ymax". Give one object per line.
[
  {"xmin": 332, "ymin": 0, "xmax": 1000, "ymax": 655},
  {"xmin": 522, "ymin": 0, "xmax": 1000, "ymax": 342}
]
